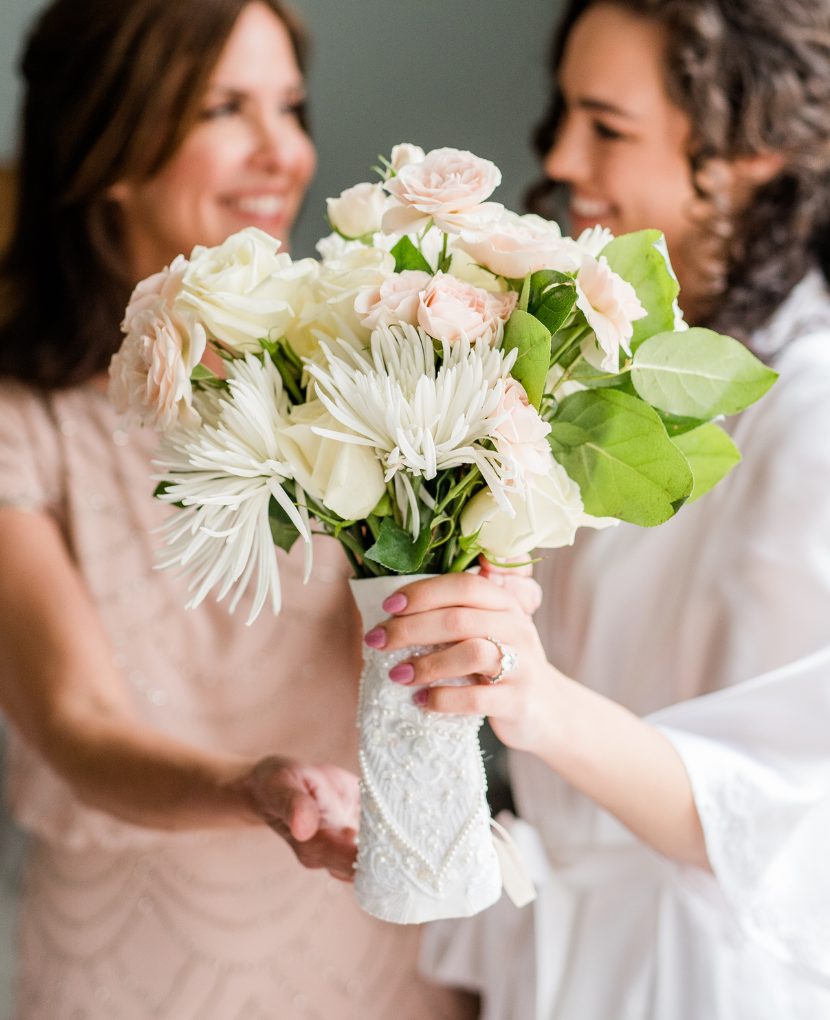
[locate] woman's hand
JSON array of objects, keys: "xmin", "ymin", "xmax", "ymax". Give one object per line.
[
  {"xmin": 242, "ymin": 758, "xmax": 359, "ymax": 882},
  {"xmin": 368, "ymin": 570, "xmax": 711, "ymax": 870},
  {"xmin": 367, "ymin": 571, "xmax": 561, "ymax": 757}
]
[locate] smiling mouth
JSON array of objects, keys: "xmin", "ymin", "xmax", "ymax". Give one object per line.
[
  {"xmin": 570, "ymin": 195, "xmax": 613, "ymax": 219},
  {"xmin": 223, "ymin": 194, "xmax": 287, "ymax": 218}
]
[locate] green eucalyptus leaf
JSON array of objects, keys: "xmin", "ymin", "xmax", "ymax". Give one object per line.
[
  {"xmin": 364, "ymin": 516, "xmax": 432, "ymax": 573},
  {"xmin": 190, "ymin": 363, "xmax": 217, "ymax": 381},
  {"xmin": 671, "ymin": 422, "xmax": 741, "ymax": 503},
  {"xmin": 657, "ymin": 409, "xmax": 710, "ymax": 437},
  {"xmin": 631, "ymin": 328, "xmax": 778, "ymax": 418},
  {"xmin": 533, "ymin": 282, "xmax": 577, "ymax": 336},
  {"xmin": 268, "ymin": 494, "xmax": 301, "ymax": 555},
  {"xmin": 601, "ymin": 229, "xmax": 678, "ymax": 348},
  {"xmin": 518, "ymin": 272, "xmax": 532, "ymax": 313},
  {"xmin": 502, "ymin": 309, "xmax": 552, "ymax": 409},
  {"xmin": 390, "ymin": 235, "xmax": 433, "ymax": 275},
  {"xmin": 371, "ymin": 491, "xmax": 394, "ymax": 517},
  {"xmin": 569, "ymin": 358, "xmax": 630, "ymax": 389},
  {"xmin": 528, "ymin": 269, "xmax": 573, "ymax": 311},
  {"xmin": 548, "ymin": 388, "xmax": 693, "ymax": 526}
]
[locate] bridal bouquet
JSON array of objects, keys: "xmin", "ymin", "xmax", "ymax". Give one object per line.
[{"xmin": 110, "ymin": 144, "xmax": 776, "ymax": 923}]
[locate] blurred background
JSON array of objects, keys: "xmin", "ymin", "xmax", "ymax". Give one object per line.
[{"xmin": 0, "ymin": 0, "xmax": 561, "ymax": 1013}]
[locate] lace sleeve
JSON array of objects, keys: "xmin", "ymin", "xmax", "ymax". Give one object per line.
[{"xmin": 651, "ymin": 646, "xmax": 830, "ymax": 985}]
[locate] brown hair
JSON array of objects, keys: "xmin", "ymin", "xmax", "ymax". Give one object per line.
[
  {"xmin": 528, "ymin": 0, "xmax": 830, "ymax": 344},
  {"xmin": 0, "ymin": 0, "xmax": 309, "ymax": 388}
]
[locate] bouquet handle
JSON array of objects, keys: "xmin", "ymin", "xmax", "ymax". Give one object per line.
[{"xmin": 350, "ymin": 575, "xmax": 502, "ymax": 924}]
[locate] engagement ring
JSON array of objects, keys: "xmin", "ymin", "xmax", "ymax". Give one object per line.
[{"xmin": 484, "ymin": 636, "xmax": 519, "ymax": 684}]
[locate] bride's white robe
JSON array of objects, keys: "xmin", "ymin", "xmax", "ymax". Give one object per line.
[{"xmin": 421, "ymin": 271, "xmax": 830, "ymax": 1019}]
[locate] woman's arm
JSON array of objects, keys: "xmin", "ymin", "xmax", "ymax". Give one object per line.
[
  {"xmin": 0, "ymin": 508, "xmax": 359, "ymax": 878},
  {"xmin": 369, "ymin": 571, "xmax": 709, "ymax": 870}
]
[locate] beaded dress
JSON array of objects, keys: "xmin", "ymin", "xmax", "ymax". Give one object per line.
[{"xmin": 0, "ymin": 380, "xmax": 474, "ymax": 1020}]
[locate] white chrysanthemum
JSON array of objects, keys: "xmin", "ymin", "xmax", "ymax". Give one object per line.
[
  {"xmin": 153, "ymin": 354, "xmax": 311, "ymax": 624},
  {"xmin": 304, "ymin": 323, "xmax": 528, "ymax": 534}
]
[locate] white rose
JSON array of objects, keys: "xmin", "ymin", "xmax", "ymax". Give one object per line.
[
  {"xmin": 455, "ymin": 211, "xmax": 578, "ymax": 279},
  {"xmin": 575, "ymin": 254, "xmax": 647, "ymax": 371},
  {"xmin": 390, "ymin": 143, "xmax": 426, "ymax": 172},
  {"xmin": 122, "ymin": 255, "xmax": 188, "ymax": 333},
  {"xmin": 354, "ymin": 270, "xmax": 432, "ymax": 330},
  {"xmin": 279, "ymin": 400, "xmax": 386, "ymax": 519},
  {"xmin": 315, "ymin": 231, "xmax": 365, "ymax": 263},
  {"xmin": 461, "ymin": 462, "xmax": 614, "ymax": 559},
  {"xmin": 327, "ymin": 182, "xmax": 386, "ymax": 239},
  {"xmin": 109, "ymin": 301, "xmax": 206, "ymax": 432},
  {"xmin": 176, "ymin": 227, "xmax": 318, "ymax": 351},
  {"xmin": 289, "ymin": 245, "xmax": 397, "ymax": 358},
  {"xmin": 417, "ymin": 272, "xmax": 516, "ymax": 344},
  {"xmin": 383, "ymin": 147, "xmax": 504, "ymax": 237}
]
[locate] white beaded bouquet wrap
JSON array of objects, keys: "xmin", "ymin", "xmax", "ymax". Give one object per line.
[{"xmin": 110, "ymin": 144, "xmax": 776, "ymax": 923}]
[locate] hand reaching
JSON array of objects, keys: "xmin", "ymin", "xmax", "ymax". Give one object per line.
[{"xmin": 242, "ymin": 757, "xmax": 359, "ymax": 882}]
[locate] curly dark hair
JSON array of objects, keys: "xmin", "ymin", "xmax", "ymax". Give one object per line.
[
  {"xmin": 528, "ymin": 0, "xmax": 830, "ymax": 344},
  {"xmin": 0, "ymin": 0, "xmax": 309, "ymax": 389}
]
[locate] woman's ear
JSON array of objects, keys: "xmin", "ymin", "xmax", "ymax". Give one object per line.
[{"xmin": 734, "ymin": 150, "xmax": 786, "ymax": 186}]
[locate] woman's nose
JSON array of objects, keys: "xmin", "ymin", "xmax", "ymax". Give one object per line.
[
  {"xmin": 248, "ymin": 111, "xmax": 303, "ymax": 174},
  {"xmin": 544, "ymin": 114, "xmax": 590, "ymax": 186}
]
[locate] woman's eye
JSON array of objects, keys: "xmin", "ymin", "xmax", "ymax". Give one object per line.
[
  {"xmin": 281, "ymin": 99, "xmax": 307, "ymax": 120},
  {"xmin": 593, "ymin": 120, "xmax": 625, "ymax": 141},
  {"xmin": 201, "ymin": 101, "xmax": 241, "ymax": 120}
]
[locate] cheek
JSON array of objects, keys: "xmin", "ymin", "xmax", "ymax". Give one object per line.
[{"xmin": 600, "ymin": 144, "xmax": 696, "ymax": 237}]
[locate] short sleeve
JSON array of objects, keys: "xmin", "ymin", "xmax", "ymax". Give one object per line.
[
  {"xmin": 652, "ymin": 646, "xmax": 830, "ymax": 985},
  {"xmin": 0, "ymin": 381, "xmax": 62, "ymax": 514}
]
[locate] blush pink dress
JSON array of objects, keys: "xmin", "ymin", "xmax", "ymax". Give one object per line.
[{"xmin": 0, "ymin": 380, "xmax": 475, "ymax": 1020}]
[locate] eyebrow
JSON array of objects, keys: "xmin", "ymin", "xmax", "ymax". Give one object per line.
[{"xmin": 575, "ymin": 97, "xmax": 638, "ymax": 120}]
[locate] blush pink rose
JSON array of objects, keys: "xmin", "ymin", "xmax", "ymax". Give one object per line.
[
  {"xmin": 109, "ymin": 301, "xmax": 207, "ymax": 432},
  {"xmin": 383, "ymin": 147, "xmax": 504, "ymax": 237},
  {"xmin": 492, "ymin": 379, "xmax": 552, "ymax": 482},
  {"xmin": 354, "ymin": 270, "xmax": 432, "ymax": 330},
  {"xmin": 575, "ymin": 254, "xmax": 647, "ymax": 371},
  {"xmin": 417, "ymin": 273, "xmax": 517, "ymax": 343},
  {"xmin": 455, "ymin": 211, "xmax": 579, "ymax": 279},
  {"xmin": 121, "ymin": 254, "xmax": 188, "ymax": 333}
]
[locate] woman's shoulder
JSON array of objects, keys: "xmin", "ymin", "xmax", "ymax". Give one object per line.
[{"xmin": 0, "ymin": 378, "xmax": 63, "ymax": 512}]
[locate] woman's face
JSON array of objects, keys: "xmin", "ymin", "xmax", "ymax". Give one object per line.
[
  {"xmin": 113, "ymin": 1, "xmax": 316, "ymax": 279},
  {"xmin": 544, "ymin": 4, "xmax": 699, "ymax": 294}
]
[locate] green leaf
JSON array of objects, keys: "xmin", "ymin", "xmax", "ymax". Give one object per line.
[
  {"xmin": 364, "ymin": 517, "xmax": 432, "ymax": 573},
  {"xmin": 190, "ymin": 363, "xmax": 217, "ymax": 381},
  {"xmin": 371, "ymin": 490, "xmax": 394, "ymax": 517},
  {"xmin": 671, "ymin": 422, "xmax": 741, "ymax": 503},
  {"xmin": 569, "ymin": 358, "xmax": 630, "ymax": 389},
  {"xmin": 528, "ymin": 269, "xmax": 573, "ymax": 312},
  {"xmin": 631, "ymin": 328, "xmax": 778, "ymax": 418},
  {"xmin": 533, "ymin": 282, "xmax": 577, "ymax": 336},
  {"xmin": 502, "ymin": 309, "xmax": 552, "ymax": 409},
  {"xmin": 657, "ymin": 408, "xmax": 710, "ymax": 437},
  {"xmin": 268, "ymin": 494, "xmax": 302, "ymax": 555},
  {"xmin": 390, "ymin": 235, "xmax": 433, "ymax": 275},
  {"xmin": 601, "ymin": 229, "xmax": 678, "ymax": 349},
  {"xmin": 548, "ymin": 388, "xmax": 693, "ymax": 526}
]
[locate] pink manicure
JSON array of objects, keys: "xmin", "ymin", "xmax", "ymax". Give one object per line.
[
  {"xmin": 389, "ymin": 663, "xmax": 414, "ymax": 684},
  {"xmin": 364, "ymin": 626, "xmax": 387, "ymax": 649},
  {"xmin": 382, "ymin": 592, "xmax": 407, "ymax": 613},
  {"xmin": 413, "ymin": 688, "xmax": 429, "ymax": 706}
]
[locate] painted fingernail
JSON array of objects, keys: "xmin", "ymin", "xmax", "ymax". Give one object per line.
[
  {"xmin": 364, "ymin": 627, "xmax": 387, "ymax": 649},
  {"xmin": 413, "ymin": 688, "xmax": 429, "ymax": 706},
  {"xmin": 382, "ymin": 592, "xmax": 407, "ymax": 613},
  {"xmin": 389, "ymin": 663, "xmax": 415, "ymax": 684}
]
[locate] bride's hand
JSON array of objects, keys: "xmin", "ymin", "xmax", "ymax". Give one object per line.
[
  {"xmin": 240, "ymin": 757, "xmax": 359, "ymax": 882},
  {"xmin": 367, "ymin": 573, "xmax": 561, "ymax": 756}
]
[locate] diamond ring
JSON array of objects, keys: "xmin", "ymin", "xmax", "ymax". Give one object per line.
[{"xmin": 484, "ymin": 636, "xmax": 519, "ymax": 684}]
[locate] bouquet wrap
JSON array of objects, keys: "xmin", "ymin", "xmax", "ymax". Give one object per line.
[{"xmin": 351, "ymin": 575, "xmax": 500, "ymax": 924}]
